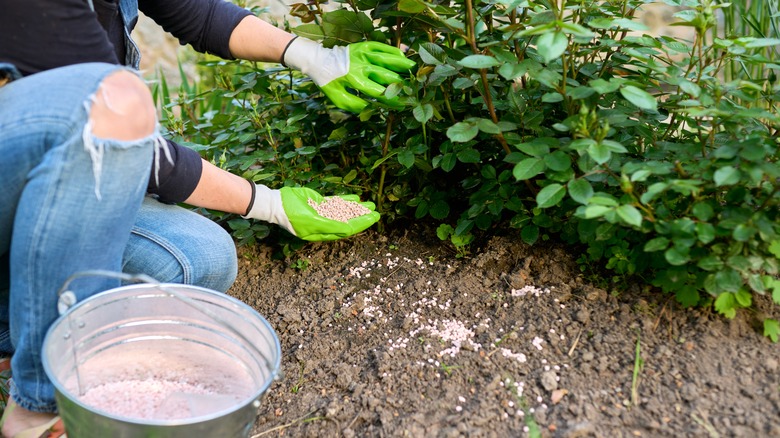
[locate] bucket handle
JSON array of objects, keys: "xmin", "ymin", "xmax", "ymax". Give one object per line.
[
  {"xmin": 56, "ymin": 270, "xmax": 280, "ymax": 381},
  {"xmin": 57, "ymin": 270, "xmax": 160, "ymax": 315}
]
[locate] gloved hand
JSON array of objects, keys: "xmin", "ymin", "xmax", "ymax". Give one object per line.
[
  {"xmin": 282, "ymin": 37, "xmax": 416, "ymax": 113},
  {"xmin": 243, "ymin": 184, "xmax": 380, "ymax": 241}
]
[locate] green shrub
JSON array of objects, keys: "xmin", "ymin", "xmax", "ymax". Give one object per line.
[{"xmin": 158, "ymin": 0, "xmax": 780, "ymax": 338}]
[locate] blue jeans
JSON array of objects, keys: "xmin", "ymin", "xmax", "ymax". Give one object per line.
[{"xmin": 0, "ymin": 63, "xmax": 237, "ymax": 413}]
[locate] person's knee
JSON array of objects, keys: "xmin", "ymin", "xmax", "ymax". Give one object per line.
[
  {"xmin": 89, "ymin": 70, "xmax": 155, "ymax": 141},
  {"xmin": 166, "ymin": 226, "xmax": 237, "ymax": 292},
  {"xmin": 198, "ymin": 233, "xmax": 238, "ymax": 293}
]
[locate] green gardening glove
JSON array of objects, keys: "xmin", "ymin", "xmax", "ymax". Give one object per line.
[
  {"xmin": 282, "ymin": 37, "xmax": 416, "ymax": 113},
  {"xmin": 243, "ymin": 184, "xmax": 380, "ymax": 241}
]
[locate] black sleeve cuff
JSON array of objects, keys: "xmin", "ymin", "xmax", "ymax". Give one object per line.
[{"xmin": 146, "ymin": 139, "xmax": 203, "ymax": 204}]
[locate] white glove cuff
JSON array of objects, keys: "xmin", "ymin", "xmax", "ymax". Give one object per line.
[
  {"xmin": 282, "ymin": 37, "xmax": 349, "ymax": 87},
  {"xmin": 242, "ymin": 184, "xmax": 295, "ymax": 235}
]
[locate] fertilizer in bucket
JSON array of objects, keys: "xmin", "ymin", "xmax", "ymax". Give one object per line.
[
  {"xmin": 74, "ymin": 354, "xmax": 250, "ymax": 421},
  {"xmin": 42, "ymin": 281, "xmax": 282, "ymax": 438}
]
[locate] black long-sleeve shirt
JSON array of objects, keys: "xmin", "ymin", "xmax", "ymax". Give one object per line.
[{"xmin": 0, "ymin": 0, "xmax": 252, "ymax": 203}]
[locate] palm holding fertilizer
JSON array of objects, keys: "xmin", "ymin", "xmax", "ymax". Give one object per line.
[{"xmin": 244, "ymin": 185, "xmax": 379, "ymax": 241}]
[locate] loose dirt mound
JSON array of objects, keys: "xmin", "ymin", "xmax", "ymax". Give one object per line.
[{"xmin": 229, "ymin": 224, "xmax": 780, "ymax": 438}]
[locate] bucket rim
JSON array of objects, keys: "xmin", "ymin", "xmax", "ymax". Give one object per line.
[{"xmin": 41, "ymin": 282, "xmax": 282, "ymax": 426}]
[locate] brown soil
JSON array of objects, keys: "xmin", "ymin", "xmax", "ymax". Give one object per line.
[{"xmin": 228, "ymin": 224, "xmax": 780, "ymax": 438}]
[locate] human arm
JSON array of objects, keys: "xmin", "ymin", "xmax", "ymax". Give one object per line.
[
  {"xmin": 228, "ymin": 15, "xmax": 416, "ymax": 113},
  {"xmin": 183, "ymin": 159, "xmax": 380, "ymax": 241}
]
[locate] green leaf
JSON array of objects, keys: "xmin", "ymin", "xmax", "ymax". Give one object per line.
[
  {"xmin": 499, "ymin": 62, "xmax": 530, "ymax": 80},
  {"xmin": 714, "ymin": 293, "xmax": 738, "ymax": 319},
  {"xmin": 227, "ymin": 218, "xmax": 250, "ymax": 231},
  {"xmin": 665, "ymin": 247, "xmax": 690, "ymax": 266},
  {"xmin": 764, "ymin": 319, "xmax": 780, "ymax": 343},
  {"xmin": 644, "ymin": 237, "xmax": 670, "ymax": 252},
  {"xmin": 678, "ymin": 80, "xmax": 701, "ymax": 97},
  {"xmin": 543, "ymin": 151, "xmax": 570, "ymax": 171},
  {"xmin": 429, "ymin": 200, "xmax": 450, "ymax": 219},
  {"xmin": 559, "ymin": 22, "xmax": 596, "ymax": 37},
  {"xmin": 436, "ymin": 224, "xmax": 453, "ymax": 240},
  {"xmin": 692, "ymin": 202, "xmax": 714, "ymax": 221},
  {"xmin": 601, "ymin": 140, "xmax": 627, "ymax": 153},
  {"xmin": 343, "ymin": 169, "xmax": 357, "ymax": 184},
  {"xmin": 457, "ymin": 148, "xmax": 481, "ymax": 163},
  {"xmin": 745, "ymin": 38, "xmax": 780, "ymax": 48},
  {"xmin": 453, "ymin": 77, "xmax": 475, "ymax": 89},
  {"xmin": 697, "ymin": 255, "xmax": 723, "ymax": 271},
  {"xmin": 513, "ymin": 158, "xmax": 546, "ymax": 180},
  {"xmin": 620, "ymin": 85, "xmax": 657, "ymax": 111},
  {"xmin": 583, "ymin": 205, "xmax": 612, "ymax": 219},
  {"xmin": 748, "ymin": 273, "xmax": 765, "ymax": 294},
  {"xmin": 476, "ymin": 118, "xmax": 502, "ymax": 134},
  {"xmin": 714, "ymin": 269, "xmax": 744, "ymax": 293},
  {"xmin": 292, "ymin": 24, "xmax": 325, "ymax": 40},
  {"xmin": 418, "ymin": 44, "xmax": 444, "ymax": 65},
  {"xmin": 589, "ymin": 196, "xmax": 619, "ymax": 206},
  {"xmin": 536, "ymin": 184, "xmax": 566, "ymax": 208},
  {"xmin": 398, "ymin": 150, "xmax": 415, "ymax": 168},
  {"xmin": 640, "ymin": 182, "xmax": 668, "ymax": 204},
  {"xmin": 587, "ymin": 142, "xmax": 611, "ymax": 164},
  {"xmin": 616, "ymin": 205, "xmax": 643, "ymax": 227},
  {"xmin": 521, "ymin": 225, "xmax": 540, "ymax": 244},
  {"xmin": 516, "ymin": 140, "xmax": 551, "ymax": 157},
  {"xmin": 676, "ymin": 286, "xmax": 700, "ymax": 308},
  {"xmin": 542, "ymin": 92, "xmax": 564, "ymax": 103},
  {"xmin": 398, "ymin": 0, "xmax": 426, "ymax": 13},
  {"xmin": 769, "ymin": 240, "xmax": 780, "ymax": 258},
  {"xmin": 765, "ymin": 276, "xmax": 780, "ymax": 304},
  {"xmin": 589, "ymin": 78, "xmax": 621, "ymax": 94},
  {"xmin": 587, "ymin": 17, "xmax": 615, "ymax": 29},
  {"xmin": 458, "ymin": 55, "xmax": 501, "ymax": 69},
  {"xmin": 567, "ymin": 86, "xmax": 596, "ymax": 100},
  {"xmin": 595, "ymin": 223, "xmax": 616, "ymax": 241},
  {"xmin": 446, "ymin": 122, "xmax": 479, "ymax": 142},
  {"xmin": 413, "ymin": 104, "xmax": 434, "ymax": 124},
  {"xmin": 713, "ymin": 166, "xmax": 741, "ymax": 186},
  {"xmin": 696, "ymin": 223, "xmax": 715, "ymax": 244},
  {"xmin": 567, "ymin": 179, "xmax": 593, "ymax": 204},
  {"xmin": 322, "ymin": 10, "xmax": 373, "ymax": 42},
  {"xmin": 734, "ymin": 289, "xmax": 752, "ymax": 307},
  {"xmin": 439, "ymin": 153, "xmax": 457, "ymax": 172},
  {"xmin": 536, "ymin": 31, "xmax": 568, "ymax": 64},
  {"xmin": 733, "ymin": 224, "xmax": 755, "ymax": 242}
]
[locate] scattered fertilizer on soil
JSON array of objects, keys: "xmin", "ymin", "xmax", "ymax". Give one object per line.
[
  {"xmin": 308, "ymin": 197, "xmax": 370, "ymax": 222},
  {"xmin": 79, "ymin": 378, "xmax": 229, "ymax": 420},
  {"xmin": 230, "ymin": 225, "xmax": 780, "ymax": 438}
]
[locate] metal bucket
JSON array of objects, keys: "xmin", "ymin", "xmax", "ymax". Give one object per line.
[{"xmin": 42, "ymin": 274, "xmax": 281, "ymax": 438}]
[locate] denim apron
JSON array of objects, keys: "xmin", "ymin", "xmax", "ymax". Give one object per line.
[{"xmin": 0, "ymin": 0, "xmax": 142, "ymax": 86}]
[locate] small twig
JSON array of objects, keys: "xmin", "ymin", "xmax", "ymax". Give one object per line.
[
  {"xmin": 567, "ymin": 327, "xmax": 583, "ymax": 357},
  {"xmin": 630, "ymin": 331, "xmax": 644, "ymax": 408},
  {"xmin": 691, "ymin": 411, "xmax": 721, "ymax": 438},
  {"xmin": 251, "ymin": 410, "xmax": 321, "ymax": 437},
  {"xmin": 345, "ymin": 409, "xmax": 364, "ymax": 431},
  {"xmin": 651, "ymin": 298, "xmax": 670, "ymax": 332},
  {"xmin": 382, "ymin": 261, "xmax": 409, "ymax": 281}
]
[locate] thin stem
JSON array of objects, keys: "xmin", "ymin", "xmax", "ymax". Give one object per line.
[{"xmin": 376, "ymin": 114, "xmax": 395, "ymax": 216}]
